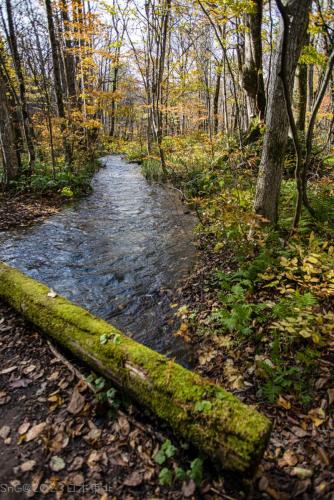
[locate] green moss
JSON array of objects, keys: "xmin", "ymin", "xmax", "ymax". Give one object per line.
[{"xmin": 0, "ymin": 262, "xmax": 271, "ymax": 474}]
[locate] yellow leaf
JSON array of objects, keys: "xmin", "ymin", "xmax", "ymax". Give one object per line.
[{"xmin": 277, "ymin": 395, "xmax": 291, "ymax": 410}]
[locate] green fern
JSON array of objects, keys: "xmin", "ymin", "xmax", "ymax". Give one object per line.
[{"xmin": 272, "ymin": 291, "xmax": 317, "ymax": 320}]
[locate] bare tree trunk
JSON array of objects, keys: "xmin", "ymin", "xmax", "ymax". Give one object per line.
[
  {"xmin": 254, "ymin": 0, "xmax": 311, "ymax": 224},
  {"xmin": 109, "ymin": 4, "xmax": 125, "ymax": 138},
  {"xmin": 109, "ymin": 65, "xmax": 119, "ymax": 138},
  {"xmin": 307, "ymin": 63, "xmax": 314, "ymax": 111},
  {"xmin": 295, "ymin": 61, "xmax": 307, "ymax": 131},
  {"xmin": 44, "ymin": 0, "xmax": 73, "ymax": 166},
  {"xmin": 0, "ymin": 40, "xmax": 22, "ymax": 172},
  {"xmin": 242, "ymin": 0, "xmax": 266, "ymax": 121},
  {"xmin": 156, "ymin": 0, "xmax": 171, "ymax": 173},
  {"xmin": 213, "ymin": 59, "xmax": 222, "ymax": 135},
  {"xmin": 0, "ymin": 64, "xmax": 20, "ymax": 182},
  {"xmin": 5, "ymin": 0, "xmax": 35, "ymax": 173},
  {"xmin": 60, "ymin": 0, "xmax": 77, "ymax": 103}
]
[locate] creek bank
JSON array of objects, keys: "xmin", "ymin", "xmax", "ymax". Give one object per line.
[
  {"xmin": 0, "ymin": 192, "xmax": 65, "ymax": 231},
  {"xmin": 0, "ymin": 159, "xmax": 100, "ymax": 232}
]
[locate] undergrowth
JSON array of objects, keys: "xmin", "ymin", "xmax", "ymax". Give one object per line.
[
  {"xmin": 115, "ymin": 134, "xmax": 334, "ymax": 407},
  {"xmin": 5, "ymin": 159, "xmax": 100, "ymax": 198}
]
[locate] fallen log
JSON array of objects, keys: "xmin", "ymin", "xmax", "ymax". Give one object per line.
[{"xmin": 0, "ymin": 262, "xmax": 271, "ymax": 474}]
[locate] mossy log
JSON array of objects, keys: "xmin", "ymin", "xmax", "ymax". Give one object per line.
[{"xmin": 0, "ymin": 262, "xmax": 271, "ymax": 474}]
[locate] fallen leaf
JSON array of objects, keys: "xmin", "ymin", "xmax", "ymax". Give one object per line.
[
  {"xmin": 308, "ymin": 407, "xmax": 327, "ymax": 427},
  {"xmin": 48, "ymin": 371, "xmax": 60, "ymax": 381},
  {"xmin": 328, "ymin": 388, "xmax": 334, "ymax": 405},
  {"xmin": 23, "ymin": 364, "xmax": 36, "ymax": 375},
  {"xmin": 10, "ymin": 378, "xmax": 32, "ymax": 389},
  {"xmin": 315, "ymin": 377, "xmax": 329, "ymax": 390},
  {"xmin": 49, "ymin": 455, "xmax": 65, "ymax": 472},
  {"xmin": 67, "ymin": 386, "xmax": 85, "ymax": 415},
  {"xmin": 26, "ymin": 422, "xmax": 46, "ymax": 442},
  {"xmin": 0, "ymin": 426, "xmax": 11, "ymax": 440},
  {"xmin": 68, "ymin": 456, "xmax": 84, "ymax": 471},
  {"xmin": 76, "ymin": 379, "xmax": 88, "ymax": 393},
  {"xmin": 291, "ymin": 467, "xmax": 313, "ymax": 479},
  {"xmin": 67, "ymin": 473, "xmax": 84, "ymax": 487},
  {"xmin": 198, "ymin": 350, "xmax": 216, "ymax": 366},
  {"xmin": 315, "ymin": 481, "xmax": 329, "ymax": 496},
  {"xmin": 292, "ymin": 479, "xmax": 311, "ymax": 497},
  {"xmin": 18, "ymin": 422, "xmax": 30, "ymax": 435},
  {"xmin": 0, "ymin": 391, "xmax": 11, "ymax": 405},
  {"xmin": 109, "ymin": 455, "xmax": 128, "ymax": 466},
  {"xmin": 123, "ymin": 471, "xmax": 143, "ymax": 487},
  {"xmin": 87, "ymin": 450, "xmax": 105, "ymax": 466},
  {"xmin": 47, "ymin": 289, "xmax": 57, "ymax": 298},
  {"xmin": 20, "ymin": 460, "xmax": 36, "ymax": 472},
  {"xmin": 51, "ymin": 432, "xmax": 69, "ymax": 452},
  {"xmin": 291, "ymin": 426, "xmax": 308, "ymax": 438},
  {"xmin": 30, "ymin": 472, "xmax": 43, "ymax": 495},
  {"xmin": 277, "ymin": 395, "xmax": 291, "ymax": 410},
  {"xmin": 116, "ymin": 415, "xmax": 130, "ymax": 436},
  {"xmin": 144, "ymin": 467, "xmax": 155, "ymax": 481},
  {"xmin": 280, "ymin": 449, "xmax": 298, "ymax": 467},
  {"xmin": 258, "ymin": 476, "xmax": 269, "ymax": 491},
  {"xmin": 0, "ymin": 366, "xmax": 17, "ymax": 374},
  {"xmin": 182, "ymin": 480, "xmax": 196, "ymax": 497},
  {"xmin": 83, "ymin": 428, "xmax": 101, "ymax": 445},
  {"xmin": 317, "ymin": 446, "xmax": 330, "ymax": 466},
  {"xmin": 48, "ymin": 393, "xmax": 64, "ymax": 411}
]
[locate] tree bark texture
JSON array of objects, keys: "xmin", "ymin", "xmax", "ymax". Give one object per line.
[
  {"xmin": 243, "ymin": 0, "xmax": 266, "ymax": 121},
  {"xmin": 0, "ymin": 66, "xmax": 20, "ymax": 181},
  {"xmin": 254, "ymin": 0, "xmax": 311, "ymax": 224}
]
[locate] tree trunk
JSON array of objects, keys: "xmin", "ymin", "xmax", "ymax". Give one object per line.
[
  {"xmin": 295, "ymin": 62, "xmax": 307, "ymax": 131},
  {"xmin": 242, "ymin": 0, "xmax": 266, "ymax": 121},
  {"xmin": 0, "ymin": 41, "xmax": 22, "ymax": 175},
  {"xmin": 5, "ymin": 0, "xmax": 35, "ymax": 173},
  {"xmin": 0, "ymin": 262, "xmax": 272, "ymax": 475},
  {"xmin": 0, "ymin": 66, "xmax": 20, "ymax": 182},
  {"xmin": 45, "ymin": 0, "xmax": 73, "ymax": 166},
  {"xmin": 254, "ymin": 0, "xmax": 311, "ymax": 224},
  {"xmin": 60, "ymin": 0, "xmax": 77, "ymax": 103},
  {"xmin": 307, "ymin": 63, "xmax": 314, "ymax": 111},
  {"xmin": 213, "ymin": 60, "xmax": 222, "ymax": 135},
  {"xmin": 109, "ymin": 66, "xmax": 119, "ymax": 138}
]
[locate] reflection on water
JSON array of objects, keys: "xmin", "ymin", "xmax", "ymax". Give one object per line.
[{"xmin": 0, "ymin": 156, "xmax": 196, "ymax": 365}]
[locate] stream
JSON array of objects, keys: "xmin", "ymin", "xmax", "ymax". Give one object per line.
[{"xmin": 0, "ymin": 155, "xmax": 196, "ymax": 366}]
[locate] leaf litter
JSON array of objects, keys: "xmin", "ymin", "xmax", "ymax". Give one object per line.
[{"xmin": 0, "ymin": 300, "xmax": 239, "ymax": 499}]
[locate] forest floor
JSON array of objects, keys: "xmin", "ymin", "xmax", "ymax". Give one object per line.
[
  {"xmin": 0, "ymin": 300, "xmax": 243, "ymax": 500},
  {"xmin": 0, "ymin": 193, "xmax": 64, "ymax": 231},
  {"xmin": 177, "ymin": 242, "xmax": 334, "ymax": 499}
]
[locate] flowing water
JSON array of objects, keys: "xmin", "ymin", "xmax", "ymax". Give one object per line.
[{"xmin": 0, "ymin": 156, "xmax": 196, "ymax": 365}]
